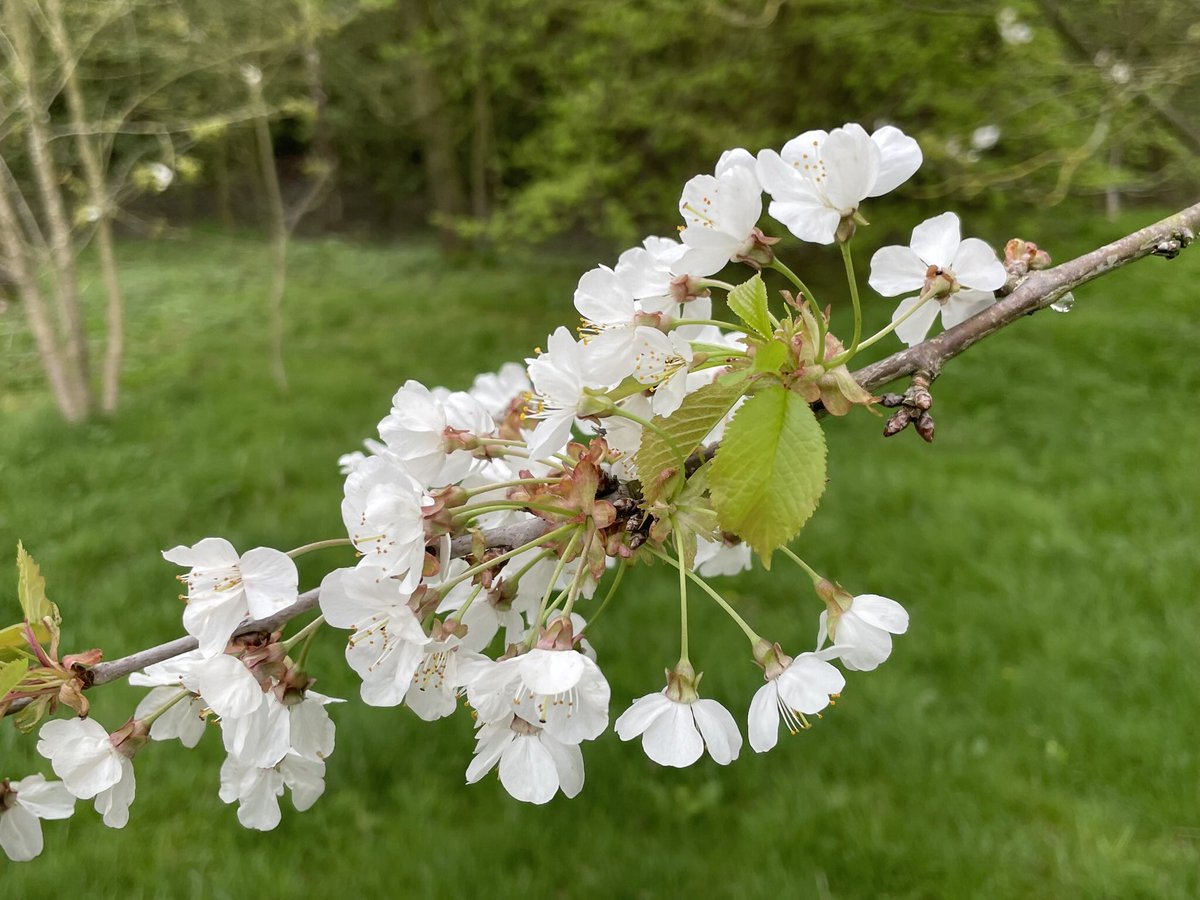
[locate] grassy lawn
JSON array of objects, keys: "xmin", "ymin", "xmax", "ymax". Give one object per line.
[{"xmin": 1, "ymin": 211, "xmax": 1198, "ymax": 898}]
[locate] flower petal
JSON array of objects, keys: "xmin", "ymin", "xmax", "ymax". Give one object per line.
[
  {"xmin": 851, "ymin": 594, "xmax": 910, "ymax": 634},
  {"xmin": 892, "ymin": 295, "xmax": 941, "ymax": 347},
  {"xmin": 641, "ymin": 702, "xmax": 704, "ymax": 768},
  {"xmin": 0, "ymin": 804, "xmax": 44, "ymax": 862},
  {"xmin": 909, "ymin": 212, "xmax": 961, "ymax": 269},
  {"xmin": 747, "ymin": 683, "xmax": 780, "ymax": 753},
  {"xmin": 613, "ymin": 692, "xmax": 671, "ymax": 741},
  {"xmin": 691, "ymin": 698, "xmax": 742, "ymax": 765},
  {"xmin": 868, "ymin": 245, "xmax": 928, "ymax": 297},
  {"xmin": 941, "ymin": 290, "xmax": 996, "ymax": 330},
  {"xmin": 499, "ymin": 734, "xmax": 560, "ymax": 804},
  {"xmin": 951, "ymin": 238, "xmax": 1007, "ymax": 291}
]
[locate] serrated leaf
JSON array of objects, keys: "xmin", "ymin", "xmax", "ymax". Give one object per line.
[
  {"xmin": 0, "ymin": 658, "xmax": 28, "ymax": 701},
  {"xmin": 709, "ymin": 385, "xmax": 827, "ymax": 561},
  {"xmin": 17, "ymin": 542, "xmax": 57, "ymax": 626},
  {"xmin": 635, "ymin": 379, "xmax": 750, "ymax": 503},
  {"xmin": 727, "ymin": 274, "xmax": 773, "ymax": 338},
  {"xmin": 752, "ymin": 340, "xmax": 789, "ymax": 373}
]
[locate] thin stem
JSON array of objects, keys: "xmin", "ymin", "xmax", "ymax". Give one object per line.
[
  {"xmin": 286, "ymin": 538, "xmax": 353, "ymax": 559},
  {"xmin": 138, "ymin": 688, "xmax": 191, "ymax": 727},
  {"xmin": 840, "ymin": 240, "xmax": 863, "ymax": 362},
  {"xmin": 445, "ymin": 583, "xmax": 484, "ymax": 624},
  {"xmin": 578, "ymin": 558, "xmax": 629, "ymax": 634},
  {"xmin": 608, "ymin": 406, "xmax": 682, "ymax": 459},
  {"xmin": 832, "ymin": 295, "xmax": 934, "ymax": 362},
  {"xmin": 460, "ymin": 477, "xmax": 560, "ymax": 500},
  {"xmin": 527, "ymin": 530, "xmax": 581, "ymax": 644},
  {"xmin": 647, "ymin": 547, "xmax": 761, "ymax": 645},
  {"xmin": 282, "ymin": 614, "xmax": 325, "ymax": 652},
  {"xmin": 674, "ymin": 529, "xmax": 690, "ymax": 664},
  {"xmin": 672, "ymin": 318, "xmax": 740, "ymax": 330},
  {"xmin": 561, "ymin": 529, "xmax": 595, "ymax": 619},
  {"xmin": 452, "ymin": 500, "xmax": 576, "ymax": 521},
  {"xmin": 439, "ymin": 523, "xmax": 578, "ymax": 593},
  {"xmin": 779, "ymin": 546, "xmax": 822, "ymax": 586},
  {"xmin": 693, "ymin": 278, "xmax": 736, "ymax": 292}
]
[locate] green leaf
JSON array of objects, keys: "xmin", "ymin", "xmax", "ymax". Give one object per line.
[
  {"xmin": 17, "ymin": 542, "xmax": 57, "ymax": 626},
  {"xmin": 0, "ymin": 658, "xmax": 28, "ymax": 702},
  {"xmin": 752, "ymin": 340, "xmax": 789, "ymax": 373},
  {"xmin": 635, "ymin": 379, "xmax": 751, "ymax": 503},
  {"xmin": 709, "ymin": 385, "xmax": 827, "ymax": 561},
  {"xmin": 0, "ymin": 622, "xmax": 34, "ymax": 661},
  {"xmin": 727, "ymin": 274, "xmax": 773, "ymax": 338}
]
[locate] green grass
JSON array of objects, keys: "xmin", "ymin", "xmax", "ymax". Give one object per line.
[{"xmin": 1, "ymin": 212, "xmax": 1198, "ymax": 898}]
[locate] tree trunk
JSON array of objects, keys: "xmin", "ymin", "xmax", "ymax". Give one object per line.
[
  {"xmin": 0, "ymin": 182, "xmax": 82, "ymax": 422},
  {"xmin": 397, "ymin": 0, "xmax": 468, "ymax": 253},
  {"xmin": 249, "ymin": 77, "xmax": 289, "ymax": 392},
  {"xmin": 301, "ymin": 6, "xmax": 342, "ymax": 230},
  {"xmin": 7, "ymin": 0, "xmax": 91, "ymax": 416},
  {"xmin": 44, "ymin": 0, "xmax": 126, "ymax": 414}
]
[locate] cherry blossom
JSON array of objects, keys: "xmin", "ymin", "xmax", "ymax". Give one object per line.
[
  {"xmin": 219, "ymin": 753, "xmax": 325, "ymax": 831},
  {"xmin": 340, "ymin": 455, "xmax": 430, "ymax": 589},
  {"xmin": 0, "ymin": 775, "xmax": 75, "ymax": 862},
  {"xmin": 378, "ymin": 380, "xmax": 492, "ymax": 486},
  {"xmin": 525, "ymin": 326, "xmax": 607, "ymax": 458},
  {"xmin": 162, "ymin": 538, "xmax": 298, "ymax": 658},
  {"xmin": 463, "ymin": 648, "xmax": 611, "ymax": 744},
  {"xmin": 748, "ymin": 648, "xmax": 845, "ymax": 753},
  {"xmin": 615, "ymin": 690, "xmax": 742, "ymax": 767},
  {"xmin": 36, "ymin": 718, "xmax": 137, "ymax": 827},
  {"xmin": 673, "ymin": 154, "xmax": 764, "ymax": 277},
  {"xmin": 757, "ymin": 123, "xmax": 921, "ymax": 244},
  {"xmin": 465, "ymin": 714, "xmax": 584, "ymax": 804},
  {"xmin": 319, "ymin": 566, "xmax": 433, "ymax": 707},
  {"xmin": 818, "ymin": 592, "xmax": 909, "ymax": 672},
  {"xmin": 868, "ymin": 211, "xmax": 1007, "ymax": 346}
]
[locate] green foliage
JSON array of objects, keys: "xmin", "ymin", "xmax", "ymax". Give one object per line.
[
  {"xmin": 726, "ymin": 274, "xmax": 773, "ymax": 338},
  {"xmin": 634, "ymin": 379, "xmax": 750, "ymax": 503},
  {"xmin": 709, "ymin": 384, "xmax": 826, "ymax": 561}
]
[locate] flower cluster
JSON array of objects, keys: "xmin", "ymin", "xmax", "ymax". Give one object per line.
[{"xmin": 5, "ymin": 120, "xmax": 1015, "ymax": 858}]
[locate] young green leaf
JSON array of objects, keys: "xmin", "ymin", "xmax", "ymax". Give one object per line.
[
  {"xmin": 17, "ymin": 542, "xmax": 57, "ymax": 626},
  {"xmin": 634, "ymin": 379, "xmax": 750, "ymax": 503},
  {"xmin": 726, "ymin": 274, "xmax": 774, "ymax": 338},
  {"xmin": 751, "ymin": 340, "xmax": 789, "ymax": 373},
  {"xmin": 0, "ymin": 658, "xmax": 29, "ymax": 702},
  {"xmin": 709, "ymin": 385, "xmax": 827, "ymax": 561}
]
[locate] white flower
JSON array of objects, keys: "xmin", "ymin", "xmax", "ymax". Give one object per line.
[
  {"xmin": 319, "ymin": 566, "xmax": 433, "ymax": 706},
  {"xmin": 130, "ymin": 650, "xmax": 266, "ymax": 747},
  {"xmin": 615, "ymin": 691, "xmax": 742, "ymax": 767},
  {"xmin": 694, "ymin": 538, "xmax": 753, "ymax": 577},
  {"xmin": 673, "ymin": 155, "xmax": 763, "ymax": 277},
  {"xmin": 615, "ymin": 236, "xmax": 686, "ymax": 310},
  {"xmin": 465, "ymin": 714, "xmax": 584, "ymax": 804},
  {"xmin": 221, "ymin": 690, "xmax": 340, "ymax": 768},
  {"xmin": 997, "ymin": 8, "xmax": 1033, "ymax": 45},
  {"xmin": 147, "ymin": 162, "xmax": 174, "ymax": 192},
  {"xmin": 868, "ymin": 212, "xmax": 1006, "ymax": 346},
  {"xmin": 36, "ymin": 718, "xmax": 136, "ymax": 827},
  {"xmin": 818, "ymin": 593, "xmax": 909, "ymax": 672},
  {"xmin": 378, "ymin": 380, "xmax": 491, "ymax": 486},
  {"xmin": 469, "ymin": 362, "xmax": 531, "ymax": 420},
  {"xmin": 162, "ymin": 538, "xmax": 299, "ymax": 658},
  {"xmin": 748, "ymin": 649, "xmax": 845, "ymax": 753},
  {"xmin": 219, "ymin": 753, "xmax": 325, "ymax": 831},
  {"xmin": 0, "ymin": 775, "xmax": 75, "ymax": 862},
  {"xmin": 525, "ymin": 326, "xmax": 605, "ymax": 458},
  {"xmin": 756, "ymin": 123, "xmax": 922, "ymax": 244},
  {"xmin": 463, "ymin": 648, "xmax": 611, "ymax": 743},
  {"xmin": 341, "ymin": 455, "xmax": 430, "ymax": 589},
  {"xmin": 603, "ymin": 393, "xmax": 653, "ymax": 480}
]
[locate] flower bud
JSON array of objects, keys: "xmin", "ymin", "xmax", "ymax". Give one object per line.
[{"xmin": 751, "ymin": 638, "xmax": 792, "ymax": 680}]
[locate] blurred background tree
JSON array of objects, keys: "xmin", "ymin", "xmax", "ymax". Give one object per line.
[{"xmin": 1, "ymin": 0, "xmax": 1197, "ymax": 418}]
